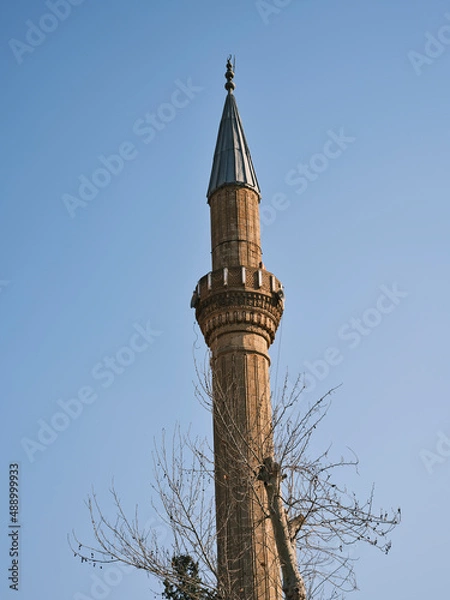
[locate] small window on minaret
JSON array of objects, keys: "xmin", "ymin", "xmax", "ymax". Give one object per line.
[{"xmin": 223, "ymin": 267, "xmax": 228, "ymax": 286}]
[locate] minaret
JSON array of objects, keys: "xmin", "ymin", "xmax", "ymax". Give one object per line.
[{"xmin": 192, "ymin": 59, "xmax": 284, "ymax": 600}]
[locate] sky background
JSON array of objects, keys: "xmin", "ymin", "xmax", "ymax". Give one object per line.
[{"xmin": 1, "ymin": 0, "xmax": 449, "ymax": 598}]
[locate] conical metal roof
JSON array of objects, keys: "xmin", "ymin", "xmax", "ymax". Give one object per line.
[{"xmin": 207, "ymin": 61, "xmax": 260, "ymax": 200}]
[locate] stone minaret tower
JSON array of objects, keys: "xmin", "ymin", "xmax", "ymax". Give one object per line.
[{"xmin": 192, "ymin": 59, "xmax": 284, "ymax": 600}]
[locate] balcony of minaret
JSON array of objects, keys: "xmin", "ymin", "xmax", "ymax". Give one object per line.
[{"xmin": 192, "ymin": 265, "xmax": 284, "ymax": 348}]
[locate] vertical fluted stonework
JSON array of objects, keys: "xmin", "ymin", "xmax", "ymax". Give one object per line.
[
  {"xmin": 209, "ymin": 186, "xmax": 262, "ymax": 270},
  {"xmin": 210, "ymin": 334, "xmax": 280, "ymax": 600},
  {"xmin": 195, "ymin": 187, "xmax": 284, "ymax": 600}
]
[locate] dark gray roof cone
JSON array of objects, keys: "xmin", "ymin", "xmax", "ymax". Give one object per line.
[{"xmin": 207, "ymin": 58, "xmax": 260, "ymax": 200}]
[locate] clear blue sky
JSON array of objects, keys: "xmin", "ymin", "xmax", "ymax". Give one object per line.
[{"xmin": 1, "ymin": 1, "xmax": 449, "ymax": 598}]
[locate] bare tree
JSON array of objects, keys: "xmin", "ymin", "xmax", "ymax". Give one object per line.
[
  {"xmin": 70, "ymin": 372, "xmax": 400, "ymax": 600},
  {"xmin": 256, "ymin": 377, "xmax": 400, "ymax": 600}
]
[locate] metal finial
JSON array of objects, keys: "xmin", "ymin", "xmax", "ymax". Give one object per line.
[{"xmin": 225, "ymin": 55, "xmax": 235, "ymax": 93}]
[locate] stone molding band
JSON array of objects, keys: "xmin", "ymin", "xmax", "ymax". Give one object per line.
[{"xmin": 196, "ymin": 290, "xmax": 283, "ymax": 346}]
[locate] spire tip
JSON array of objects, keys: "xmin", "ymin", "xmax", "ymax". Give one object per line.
[{"xmin": 225, "ymin": 55, "xmax": 235, "ymax": 93}]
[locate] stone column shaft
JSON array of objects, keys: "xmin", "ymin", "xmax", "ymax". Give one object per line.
[{"xmin": 195, "ymin": 187, "xmax": 284, "ymax": 600}]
